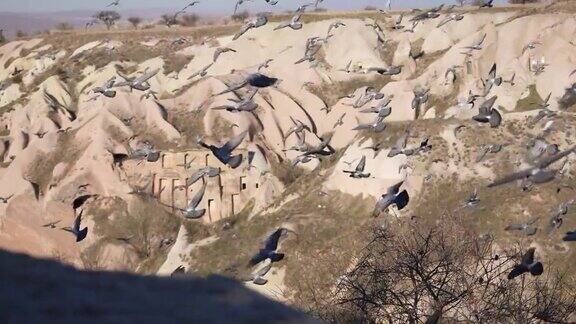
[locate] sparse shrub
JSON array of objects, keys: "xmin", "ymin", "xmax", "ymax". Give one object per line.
[
  {"xmin": 128, "ymin": 16, "xmax": 143, "ymax": 29},
  {"xmin": 314, "ymin": 7, "xmax": 328, "ymax": 12},
  {"xmin": 231, "ymin": 10, "xmax": 250, "ymax": 22},
  {"xmin": 93, "ymin": 10, "xmax": 121, "ymax": 30},
  {"xmin": 179, "ymin": 13, "xmax": 200, "ymax": 27},
  {"xmin": 55, "ymin": 22, "xmax": 73, "ymax": 31},
  {"xmin": 364, "ymin": 6, "xmax": 378, "ymax": 11},
  {"xmin": 0, "ymin": 30, "xmax": 5, "ymax": 44},
  {"xmin": 159, "ymin": 14, "xmax": 178, "ymax": 27},
  {"xmin": 305, "ymin": 220, "xmax": 576, "ymax": 323}
]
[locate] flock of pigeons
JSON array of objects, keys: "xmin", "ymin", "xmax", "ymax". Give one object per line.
[{"xmin": 3, "ymin": 0, "xmax": 576, "ymax": 285}]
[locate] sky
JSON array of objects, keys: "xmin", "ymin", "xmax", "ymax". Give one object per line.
[{"xmin": 0, "ymin": 0, "xmax": 507, "ymax": 14}]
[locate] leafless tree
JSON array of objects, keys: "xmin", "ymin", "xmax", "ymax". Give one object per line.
[
  {"xmin": 301, "ymin": 220, "xmax": 576, "ymax": 323},
  {"xmin": 93, "ymin": 11, "xmax": 121, "ymax": 30},
  {"xmin": 160, "ymin": 14, "xmax": 179, "ymax": 28}
]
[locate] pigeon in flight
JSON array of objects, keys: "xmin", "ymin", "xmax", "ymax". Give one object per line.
[
  {"xmin": 116, "ymin": 68, "xmax": 159, "ymax": 92},
  {"xmin": 180, "ymin": 181, "xmax": 207, "ymax": 219},
  {"xmin": 215, "ymin": 73, "xmax": 279, "ymax": 96},
  {"xmin": 274, "ymin": 13, "xmax": 303, "ymax": 31},
  {"xmin": 505, "ymin": 216, "xmax": 539, "ymax": 236},
  {"xmin": 61, "ymin": 210, "xmax": 88, "ymax": 242},
  {"xmin": 247, "ymin": 259, "xmax": 273, "ymax": 285},
  {"xmin": 249, "ymin": 227, "xmax": 294, "ymax": 266},
  {"xmin": 92, "ymin": 77, "xmax": 117, "ymax": 98},
  {"xmin": 233, "ymin": 15, "xmax": 268, "ymax": 40},
  {"xmin": 198, "ymin": 131, "xmax": 248, "ymax": 169},
  {"xmin": 507, "ymin": 247, "xmax": 544, "ymax": 280},
  {"xmin": 488, "ymin": 146, "xmax": 575, "ymax": 187},
  {"xmin": 472, "ymin": 96, "xmax": 502, "ymax": 128},
  {"xmin": 343, "ymin": 155, "xmax": 371, "ymax": 178},
  {"xmin": 373, "ymin": 181, "xmax": 410, "ymax": 217}
]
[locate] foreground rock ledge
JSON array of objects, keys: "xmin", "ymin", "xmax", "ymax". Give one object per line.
[{"xmin": 0, "ymin": 250, "xmax": 318, "ymax": 324}]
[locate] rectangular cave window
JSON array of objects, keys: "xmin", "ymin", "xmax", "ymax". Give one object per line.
[
  {"xmin": 208, "ymin": 199, "xmax": 214, "ymax": 222},
  {"xmin": 240, "ymin": 176, "xmax": 247, "ymax": 191},
  {"xmin": 255, "ymin": 183, "xmax": 259, "ymax": 189}
]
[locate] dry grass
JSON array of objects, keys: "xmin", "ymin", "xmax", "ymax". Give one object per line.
[
  {"xmin": 163, "ymin": 53, "xmax": 192, "ymax": 75},
  {"xmin": 84, "ymin": 196, "xmax": 181, "ymax": 273},
  {"xmin": 308, "ymin": 75, "xmax": 392, "ymax": 107},
  {"xmin": 187, "ymin": 154, "xmax": 375, "ymax": 304},
  {"xmin": 23, "ymin": 130, "xmax": 85, "ymax": 192},
  {"xmin": 515, "ymin": 84, "xmax": 543, "ymax": 112}
]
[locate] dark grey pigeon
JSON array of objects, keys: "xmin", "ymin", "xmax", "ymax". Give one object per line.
[
  {"xmin": 563, "ymin": 231, "xmax": 576, "ymax": 241},
  {"xmin": 249, "ymin": 227, "xmax": 293, "ymax": 266},
  {"xmin": 373, "ymin": 181, "xmax": 409, "ymax": 216},
  {"xmin": 61, "ymin": 210, "xmax": 88, "ymax": 242},
  {"xmin": 198, "ymin": 131, "xmax": 247, "ymax": 168},
  {"xmin": 507, "ymin": 247, "xmax": 544, "ymax": 280},
  {"xmin": 215, "ymin": 73, "xmax": 279, "ymax": 96},
  {"xmin": 473, "ymin": 96, "xmax": 502, "ymax": 128}
]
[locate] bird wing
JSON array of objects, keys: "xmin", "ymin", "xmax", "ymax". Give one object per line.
[
  {"xmin": 387, "ymin": 180, "xmax": 404, "ymax": 195},
  {"xmin": 73, "ymin": 209, "xmax": 84, "ymax": 232},
  {"xmin": 222, "ymin": 131, "xmax": 248, "ymax": 153},
  {"xmin": 488, "ymin": 63, "xmax": 497, "ymax": 79},
  {"xmin": 538, "ymin": 146, "xmax": 575, "ymax": 169},
  {"xmin": 477, "ymin": 33, "xmax": 487, "ymax": 46},
  {"xmin": 104, "ymin": 76, "xmax": 116, "ymax": 89},
  {"xmin": 187, "ymin": 181, "xmax": 206, "ymax": 209},
  {"xmin": 134, "ymin": 68, "xmax": 159, "ymax": 84},
  {"xmin": 263, "ymin": 228, "xmax": 283, "ymax": 251},
  {"xmin": 437, "ymin": 16, "xmax": 452, "ymax": 28},
  {"xmin": 72, "ymin": 195, "xmax": 93, "ymax": 210},
  {"xmin": 479, "ymin": 96, "xmax": 497, "ymax": 115},
  {"xmin": 234, "ymin": 24, "xmax": 251, "ymax": 40},
  {"xmin": 543, "ymin": 92, "xmax": 551, "ymax": 104},
  {"xmin": 254, "ymin": 258, "xmax": 272, "ymax": 277},
  {"xmin": 522, "ymin": 247, "xmax": 536, "ymax": 265},
  {"xmin": 356, "ymin": 156, "xmax": 366, "ymax": 172},
  {"xmin": 395, "ymin": 130, "xmax": 409, "ymax": 149},
  {"xmin": 505, "ymin": 223, "xmax": 525, "ymax": 231},
  {"xmin": 488, "ymin": 169, "xmax": 533, "ymax": 187},
  {"xmin": 186, "ymin": 169, "xmax": 207, "ymax": 187}
]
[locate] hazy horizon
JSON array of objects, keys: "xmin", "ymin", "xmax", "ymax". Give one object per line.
[{"xmin": 0, "ymin": 0, "xmax": 507, "ymax": 14}]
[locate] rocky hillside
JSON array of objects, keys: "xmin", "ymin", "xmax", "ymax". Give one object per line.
[{"xmin": 0, "ymin": 0, "xmax": 576, "ymax": 317}]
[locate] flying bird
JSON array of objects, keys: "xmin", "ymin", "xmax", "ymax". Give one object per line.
[
  {"xmin": 233, "ymin": 15, "xmax": 268, "ymax": 40},
  {"xmin": 92, "ymin": 77, "xmax": 117, "ymax": 98},
  {"xmin": 274, "ymin": 13, "xmax": 303, "ymax": 31},
  {"xmin": 215, "ymin": 73, "xmax": 279, "ymax": 96},
  {"xmin": 213, "ymin": 47, "xmax": 237, "ymax": 63},
  {"xmin": 505, "ymin": 216, "xmax": 539, "ymax": 236},
  {"xmin": 107, "ymin": 0, "xmax": 120, "ymax": 7},
  {"xmin": 508, "ymin": 248, "xmax": 544, "ymax": 280},
  {"xmin": 343, "ymin": 155, "xmax": 370, "ymax": 178},
  {"xmin": 61, "ymin": 210, "xmax": 88, "ymax": 242},
  {"xmin": 488, "ymin": 146, "xmax": 575, "ymax": 188},
  {"xmin": 116, "ymin": 68, "xmax": 159, "ymax": 92},
  {"xmin": 198, "ymin": 131, "xmax": 248, "ymax": 168},
  {"xmin": 373, "ymin": 181, "xmax": 410, "ymax": 216},
  {"xmin": 179, "ymin": 182, "xmax": 207, "ymax": 219},
  {"xmin": 472, "ymin": 96, "xmax": 502, "ymax": 128},
  {"xmin": 249, "ymin": 227, "xmax": 294, "ymax": 266}
]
